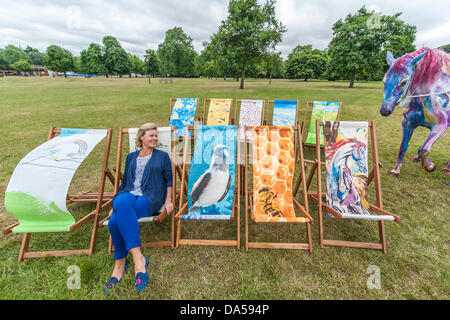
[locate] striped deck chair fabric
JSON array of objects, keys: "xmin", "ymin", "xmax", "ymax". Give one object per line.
[
  {"xmin": 251, "ymin": 126, "xmax": 307, "ymax": 223},
  {"xmin": 323, "ymin": 121, "xmax": 394, "ymax": 221},
  {"xmin": 184, "ymin": 125, "xmax": 237, "ymax": 220},
  {"xmin": 272, "ymin": 100, "xmax": 297, "ymax": 126},
  {"xmin": 169, "ymin": 98, "xmax": 198, "ymax": 138},
  {"xmin": 306, "ymin": 101, "xmax": 341, "ymax": 145},
  {"xmin": 206, "ymin": 99, "xmax": 232, "ymax": 125},
  {"xmin": 5, "ymin": 128, "xmax": 107, "ymax": 232}
]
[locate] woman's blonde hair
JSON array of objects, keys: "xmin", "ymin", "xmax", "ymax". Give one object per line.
[{"xmin": 135, "ymin": 123, "xmax": 158, "ymax": 148}]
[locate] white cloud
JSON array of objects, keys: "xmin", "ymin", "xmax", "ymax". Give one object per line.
[{"xmin": 0, "ymin": 0, "xmax": 448, "ymax": 59}]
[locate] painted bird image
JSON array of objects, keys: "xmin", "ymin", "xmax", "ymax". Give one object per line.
[{"xmin": 189, "ymin": 144, "xmax": 231, "ymax": 213}]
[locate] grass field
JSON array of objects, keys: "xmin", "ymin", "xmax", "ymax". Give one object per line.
[{"xmin": 0, "ymin": 76, "xmax": 448, "ymax": 300}]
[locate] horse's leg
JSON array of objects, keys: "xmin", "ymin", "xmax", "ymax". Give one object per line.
[
  {"xmin": 390, "ymin": 119, "xmax": 416, "ymax": 178},
  {"xmin": 417, "ymin": 122, "xmax": 448, "ymax": 172}
]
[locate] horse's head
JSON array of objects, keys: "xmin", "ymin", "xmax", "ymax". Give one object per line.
[
  {"xmin": 350, "ymin": 140, "xmax": 368, "ymax": 174},
  {"xmin": 380, "ymin": 50, "xmax": 428, "ymax": 116}
]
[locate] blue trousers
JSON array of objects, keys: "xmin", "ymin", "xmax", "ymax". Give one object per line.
[{"xmin": 109, "ymin": 193, "xmax": 151, "ymax": 260}]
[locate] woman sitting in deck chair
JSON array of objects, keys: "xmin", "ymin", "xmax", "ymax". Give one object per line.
[{"xmin": 105, "ymin": 123, "xmax": 173, "ymax": 294}]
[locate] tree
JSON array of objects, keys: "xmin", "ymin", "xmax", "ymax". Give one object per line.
[
  {"xmin": 129, "ymin": 54, "xmax": 144, "ymax": 77},
  {"xmin": 12, "ymin": 59, "xmax": 32, "ymax": 74},
  {"xmin": 24, "ymin": 46, "xmax": 45, "ymax": 65},
  {"xmin": 80, "ymin": 43, "xmax": 107, "ymax": 75},
  {"xmin": 285, "ymin": 46, "xmax": 329, "ymax": 81},
  {"xmin": 327, "ymin": 6, "xmax": 416, "ymax": 87},
  {"xmin": 210, "ymin": 0, "xmax": 286, "ymax": 89},
  {"xmin": 44, "ymin": 45, "xmax": 75, "ymax": 77},
  {"xmin": 102, "ymin": 36, "xmax": 132, "ymax": 77},
  {"xmin": 260, "ymin": 51, "xmax": 282, "ymax": 84},
  {"xmin": 157, "ymin": 27, "xmax": 197, "ymax": 77},
  {"xmin": 144, "ymin": 49, "xmax": 159, "ymax": 81},
  {"xmin": 2, "ymin": 45, "xmax": 31, "ymax": 69}
]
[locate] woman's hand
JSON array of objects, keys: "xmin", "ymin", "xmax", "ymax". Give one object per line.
[{"xmin": 164, "ymin": 201, "xmax": 173, "ymax": 215}]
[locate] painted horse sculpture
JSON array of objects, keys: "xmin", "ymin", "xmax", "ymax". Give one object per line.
[{"xmin": 380, "ymin": 47, "xmax": 450, "ymax": 177}]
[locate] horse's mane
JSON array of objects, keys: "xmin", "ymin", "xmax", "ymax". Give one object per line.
[{"xmin": 394, "ymin": 47, "xmax": 450, "ymax": 93}]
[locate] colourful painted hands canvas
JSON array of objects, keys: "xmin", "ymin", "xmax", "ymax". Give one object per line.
[
  {"xmin": 323, "ymin": 121, "xmax": 371, "ymax": 218},
  {"xmin": 251, "ymin": 126, "xmax": 306, "ymax": 223},
  {"xmin": 5, "ymin": 129, "xmax": 107, "ymax": 232},
  {"xmin": 238, "ymin": 99, "xmax": 263, "ymax": 141},
  {"xmin": 206, "ymin": 99, "xmax": 232, "ymax": 125},
  {"xmin": 306, "ymin": 101, "xmax": 341, "ymax": 145},
  {"xmin": 169, "ymin": 98, "xmax": 198, "ymax": 138},
  {"xmin": 185, "ymin": 125, "xmax": 237, "ymax": 220}
]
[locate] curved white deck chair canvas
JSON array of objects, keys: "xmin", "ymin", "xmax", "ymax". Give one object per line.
[
  {"xmin": 101, "ymin": 126, "xmax": 177, "ymax": 251},
  {"xmin": 311, "ymin": 120, "xmax": 400, "ymax": 252},
  {"xmin": 175, "ymin": 125, "xmax": 240, "ymax": 249},
  {"xmin": 3, "ymin": 127, "xmax": 113, "ymax": 261}
]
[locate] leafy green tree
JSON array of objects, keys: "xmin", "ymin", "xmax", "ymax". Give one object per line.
[
  {"xmin": 327, "ymin": 6, "xmax": 416, "ymax": 87},
  {"xmin": 80, "ymin": 43, "xmax": 107, "ymax": 75},
  {"xmin": 439, "ymin": 44, "xmax": 450, "ymax": 53},
  {"xmin": 260, "ymin": 51, "xmax": 282, "ymax": 84},
  {"xmin": 24, "ymin": 46, "xmax": 45, "ymax": 65},
  {"xmin": 0, "ymin": 49, "xmax": 8, "ymax": 69},
  {"xmin": 12, "ymin": 59, "xmax": 32, "ymax": 74},
  {"xmin": 210, "ymin": 0, "xmax": 286, "ymax": 89},
  {"xmin": 44, "ymin": 45, "xmax": 75, "ymax": 77},
  {"xmin": 102, "ymin": 36, "xmax": 132, "ymax": 77},
  {"xmin": 129, "ymin": 54, "xmax": 144, "ymax": 77},
  {"xmin": 285, "ymin": 46, "xmax": 329, "ymax": 81},
  {"xmin": 144, "ymin": 49, "xmax": 159, "ymax": 81},
  {"xmin": 3, "ymin": 45, "xmax": 31, "ymax": 68},
  {"xmin": 157, "ymin": 27, "xmax": 197, "ymax": 77}
]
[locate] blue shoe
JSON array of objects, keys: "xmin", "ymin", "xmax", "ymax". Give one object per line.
[
  {"xmin": 104, "ymin": 259, "xmax": 130, "ymax": 294},
  {"xmin": 134, "ymin": 256, "xmax": 149, "ymax": 293}
]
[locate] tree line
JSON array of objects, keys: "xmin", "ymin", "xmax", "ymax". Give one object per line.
[{"xmin": 1, "ymin": 1, "xmax": 440, "ymax": 88}]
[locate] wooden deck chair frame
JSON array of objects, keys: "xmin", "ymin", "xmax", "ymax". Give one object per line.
[
  {"xmin": 175, "ymin": 125, "xmax": 241, "ymax": 249},
  {"xmin": 169, "ymin": 97, "xmax": 200, "ymax": 124},
  {"xmin": 265, "ymin": 99, "xmax": 300, "ymax": 126},
  {"xmin": 244, "ymin": 125, "xmax": 313, "ymax": 252},
  {"xmin": 3, "ymin": 126, "xmax": 114, "ymax": 261},
  {"xmin": 310, "ymin": 120, "xmax": 400, "ymax": 253},
  {"xmin": 100, "ymin": 126, "xmax": 178, "ymax": 250},
  {"xmin": 202, "ymin": 98, "xmax": 235, "ymax": 125}
]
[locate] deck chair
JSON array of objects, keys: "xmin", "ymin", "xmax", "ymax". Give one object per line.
[
  {"xmin": 310, "ymin": 120, "xmax": 400, "ymax": 252},
  {"xmin": 203, "ymin": 98, "xmax": 234, "ymax": 125},
  {"xmin": 3, "ymin": 126, "xmax": 113, "ymax": 261},
  {"xmin": 169, "ymin": 98, "xmax": 199, "ymax": 137},
  {"xmin": 235, "ymin": 99, "xmax": 265, "ymax": 195},
  {"xmin": 302, "ymin": 101, "xmax": 343, "ymax": 147},
  {"xmin": 100, "ymin": 126, "xmax": 177, "ymax": 250},
  {"xmin": 244, "ymin": 125, "xmax": 313, "ymax": 251},
  {"xmin": 266, "ymin": 100, "xmax": 299, "ymax": 126},
  {"xmin": 175, "ymin": 125, "xmax": 240, "ymax": 249}
]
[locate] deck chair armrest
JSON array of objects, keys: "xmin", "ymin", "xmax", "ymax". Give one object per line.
[
  {"xmin": 175, "ymin": 202, "xmax": 189, "ymax": 219},
  {"xmin": 293, "ymin": 199, "xmax": 314, "ymax": 223},
  {"xmin": 369, "ymin": 205, "xmax": 400, "ymax": 222},
  {"xmin": 154, "ymin": 208, "xmax": 168, "ymax": 223}
]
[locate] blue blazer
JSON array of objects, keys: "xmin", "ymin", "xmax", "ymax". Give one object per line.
[{"xmin": 117, "ymin": 149, "xmax": 173, "ymax": 215}]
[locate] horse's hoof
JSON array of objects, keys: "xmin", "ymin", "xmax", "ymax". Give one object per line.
[
  {"xmin": 425, "ymin": 164, "xmax": 436, "ymax": 172},
  {"xmin": 443, "ymin": 168, "xmax": 450, "ymax": 175},
  {"xmin": 389, "ymin": 172, "xmax": 399, "ymax": 178},
  {"xmin": 411, "ymin": 156, "xmax": 420, "ymax": 163}
]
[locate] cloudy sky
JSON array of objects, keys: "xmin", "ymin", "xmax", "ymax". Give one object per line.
[{"xmin": 0, "ymin": 0, "xmax": 449, "ymax": 59}]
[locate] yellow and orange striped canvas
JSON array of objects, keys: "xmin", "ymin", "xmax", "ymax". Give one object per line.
[
  {"xmin": 251, "ymin": 126, "xmax": 306, "ymax": 223},
  {"xmin": 206, "ymin": 99, "xmax": 232, "ymax": 125}
]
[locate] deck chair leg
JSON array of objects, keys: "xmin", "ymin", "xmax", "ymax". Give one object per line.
[
  {"xmin": 378, "ymin": 220, "xmax": 387, "ymax": 253},
  {"xmin": 306, "ymin": 222, "xmax": 313, "ymax": 253},
  {"xmin": 18, "ymin": 233, "xmax": 31, "ymax": 262},
  {"xmin": 108, "ymin": 235, "xmax": 113, "ymax": 255},
  {"xmin": 176, "ymin": 219, "xmax": 182, "ymax": 249}
]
